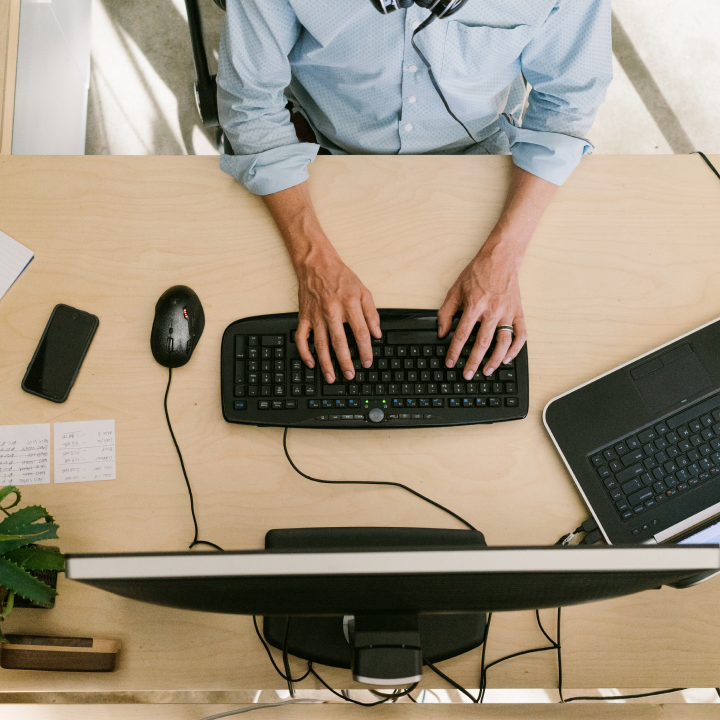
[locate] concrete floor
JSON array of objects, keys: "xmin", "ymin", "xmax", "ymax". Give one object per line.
[{"xmin": 85, "ymin": 0, "xmax": 720, "ymax": 157}]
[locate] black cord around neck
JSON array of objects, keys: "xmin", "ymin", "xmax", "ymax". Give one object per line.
[
  {"xmin": 164, "ymin": 367, "xmax": 223, "ymax": 551},
  {"xmin": 282, "ymin": 426, "xmax": 478, "ymax": 531},
  {"xmin": 411, "ymin": 14, "xmax": 477, "ymax": 143}
]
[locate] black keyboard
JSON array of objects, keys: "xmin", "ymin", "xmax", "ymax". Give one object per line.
[
  {"xmin": 590, "ymin": 394, "xmax": 720, "ymax": 526},
  {"xmin": 221, "ymin": 310, "xmax": 529, "ymax": 428}
]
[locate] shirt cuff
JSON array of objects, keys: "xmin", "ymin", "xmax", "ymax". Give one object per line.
[
  {"xmin": 498, "ymin": 114, "xmax": 593, "ymax": 186},
  {"xmin": 220, "ymin": 143, "xmax": 320, "ymax": 196}
]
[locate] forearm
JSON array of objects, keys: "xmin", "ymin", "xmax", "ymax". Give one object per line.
[
  {"xmin": 262, "ymin": 181, "xmax": 339, "ymax": 272},
  {"xmin": 480, "ymin": 166, "xmax": 558, "ymax": 268}
]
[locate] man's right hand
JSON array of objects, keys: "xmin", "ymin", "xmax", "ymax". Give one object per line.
[
  {"xmin": 261, "ymin": 180, "xmax": 380, "ymax": 384},
  {"xmin": 295, "ymin": 248, "xmax": 380, "ymax": 384}
]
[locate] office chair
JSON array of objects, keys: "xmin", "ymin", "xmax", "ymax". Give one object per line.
[
  {"xmin": 184, "ymin": 0, "xmax": 231, "ymax": 152},
  {"xmin": 184, "ymin": 0, "xmax": 321, "ymax": 155}
]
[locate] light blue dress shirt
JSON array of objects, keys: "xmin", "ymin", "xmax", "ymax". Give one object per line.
[{"xmin": 218, "ymin": 0, "xmax": 612, "ymax": 194}]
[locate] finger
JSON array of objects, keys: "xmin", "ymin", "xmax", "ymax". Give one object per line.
[
  {"xmin": 313, "ymin": 323, "xmax": 335, "ymax": 384},
  {"xmin": 361, "ymin": 292, "xmax": 382, "ymax": 342},
  {"xmin": 349, "ymin": 302, "xmax": 374, "ymax": 370},
  {"xmin": 326, "ymin": 314, "xmax": 355, "ymax": 381},
  {"xmin": 445, "ymin": 305, "xmax": 481, "ymax": 368},
  {"xmin": 295, "ymin": 318, "xmax": 314, "ymax": 368},
  {"xmin": 484, "ymin": 321, "xmax": 514, "ymax": 376},
  {"xmin": 437, "ymin": 288, "xmax": 461, "ymax": 338},
  {"xmin": 471, "ymin": 315, "xmax": 500, "ymax": 377},
  {"xmin": 502, "ymin": 316, "xmax": 528, "ymax": 364}
]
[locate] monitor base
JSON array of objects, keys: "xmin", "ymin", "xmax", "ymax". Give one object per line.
[{"xmin": 262, "ymin": 527, "xmax": 487, "ymax": 672}]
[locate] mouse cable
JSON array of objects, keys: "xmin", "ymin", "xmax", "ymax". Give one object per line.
[
  {"xmin": 693, "ymin": 151, "xmax": 720, "ymax": 181},
  {"xmin": 164, "ymin": 367, "xmax": 223, "ymax": 551},
  {"xmin": 282, "ymin": 427, "xmax": 477, "ymax": 531},
  {"xmin": 252, "ymin": 615, "xmax": 311, "ymax": 684}
]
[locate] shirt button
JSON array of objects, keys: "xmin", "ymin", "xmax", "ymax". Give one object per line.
[
  {"xmin": 405, "ymin": 123, "xmax": 413, "ymax": 132},
  {"xmin": 412, "ymin": 20, "xmax": 421, "ymax": 30},
  {"xmin": 408, "ymin": 96, "xmax": 417, "ymax": 104},
  {"xmin": 408, "ymin": 65, "xmax": 418, "ymax": 73}
]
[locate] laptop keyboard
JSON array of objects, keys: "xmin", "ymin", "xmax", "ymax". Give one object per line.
[
  {"xmin": 221, "ymin": 310, "xmax": 529, "ymax": 428},
  {"xmin": 590, "ymin": 394, "xmax": 720, "ymax": 527}
]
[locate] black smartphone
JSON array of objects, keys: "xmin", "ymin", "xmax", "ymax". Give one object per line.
[{"xmin": 21, "ymin": 304, "xmax": 99, "ymax": 403}]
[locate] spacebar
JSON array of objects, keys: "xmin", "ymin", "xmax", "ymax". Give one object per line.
[{"xmin": 667, "ymin": 394, "xmax": 720, "ymax": 430}]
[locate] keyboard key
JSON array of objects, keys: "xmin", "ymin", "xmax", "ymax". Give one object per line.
[
  {"xmin": 616, "ymin": 463, "xmax": 644, "ymax": 483},
  {"xmin": 614, "ymin": 442, "xmax": 629, "ymax": 456},
  {"xmin": 285, "ymin": 400, "xmax": 297, "ymax": 409},
  {"xmin": 603, "ymin": 477, "xmax": 617, "ymax": 490},
  {"xmin": 262, "ymin": 335, "xmax": 284, "ymax": 346},
  {"xmin": 654, "ymin": 422, "xmax": 669, "ymax": 435},
  {"xmin": 610, "ymin": 488, "xmax": 624, "ymax": 501},
  {"xmin": 505, "ymin": 397, "xmax": 519, "ymax": 407},
  {"xmin": 689, "ymin": 419, "xmax": 703, "ymax": 433},
  {"xmin": 603, "ymin": 448, "xmax": 618, "ymax": 462},
  {"xmin": 628, "ymin": 488, "xmax": 654, "ymax": 506},
  {"xmin": 432, "ymin": 398, "xmax": 444, "ymax": 408},
  {"xmin": 323, "ymin": 385, "xmax": 346, "ymax": 396},
  {"xmin": 609, "ymin": 460, "xmax": 622, "ymax": 473},
  {"xmin": 234, "ymin": 385, "xmax": 247, "ymax": 397},
  {"xmin": 621, "ymin": 478, "xmax": 643, "ymax": 495},
  {"xmin": 626, "ymin": 436, "xmax": 640, "ymax": 450},
  {"xmin": 616, "ymin": 499, "xmax": 630, "ymax": 512},
  {"xmin": 622, "ymin": 449, "xmax": 644, "ymax": 466},
  {"xmin": 475, "ymin": 398, "xmax": 487, "ymax": 407},
  {"xmin": 488, "ymin": 398, "xmax": 501, "ymax": 407},
  {"xmin": 234, "ymin": 400, "xmax": 247, "ymax": 411},
  {"xmin": 272, "ymin": 400, "xmax": 283, "ymax": 409},
  {"xmin": 235, "ymin": 335, "xmax": 247, "ymax": 359},
  {"xmin": 258, "ymin": 400, "xmax": 270, "ymax": 410},
  {"xmin": 638, "ymin": 429, "xmax": 656, "ymax": 443},
  {"xmin": 308, "ymin": 400, "xmax": 320, "ymax": 409},
  {"xmin": 449, "ymin": 398, "xmax": 460, "ymax": 408}
]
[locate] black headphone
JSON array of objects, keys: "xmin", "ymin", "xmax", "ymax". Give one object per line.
[{"xmin": 369, "ymin": 0, "xmax": 469, "ymax": 19}]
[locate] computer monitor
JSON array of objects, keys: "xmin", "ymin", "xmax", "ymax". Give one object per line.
[{"xmin": 66, "ymin": 527, "xmax": 720, "ymax": 686}]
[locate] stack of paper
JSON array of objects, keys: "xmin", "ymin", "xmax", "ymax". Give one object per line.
[{"xmin": 0, "ymin": 229, "xmax": 34, "ymax": 302}]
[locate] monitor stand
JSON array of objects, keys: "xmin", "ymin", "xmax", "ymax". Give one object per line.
[{"xmin": 263, "ymin": 527, "xmax": 487, "ymax": 679}]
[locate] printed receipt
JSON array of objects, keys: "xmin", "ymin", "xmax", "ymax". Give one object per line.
[
  {"xmin": 0, "ymin": 424, "xmax": 51, "ymax": 486},
  {"xmin": 54, "ymin": 420, "xmax": 116, "ymax": 483}
]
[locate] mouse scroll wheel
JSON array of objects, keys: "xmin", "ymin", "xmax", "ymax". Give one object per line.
[{"xmin": 167, "ymin": 337, "xmax": 174, "ymax": 353}]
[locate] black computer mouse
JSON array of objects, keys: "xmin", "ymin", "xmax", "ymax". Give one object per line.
[{"xmin": 150, "ymin": 285, "xmax": 205, "ymax": 368}]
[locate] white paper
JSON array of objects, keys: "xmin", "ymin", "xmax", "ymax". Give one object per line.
[
  {"xmin": 54, "ymin": 420, "xmax": 116, "ymax": 484},
  {"xmin": 0, "ymin": 424, "xmax": 51, "ymax": 486},
  {"xmin": 0, "ymin": 229, "xmax": 34, "ymax": 302}
]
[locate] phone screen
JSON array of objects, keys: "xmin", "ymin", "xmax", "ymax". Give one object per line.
[{"xmin": 22, "ymin": 305, "xmax": 99, "ymax": 402}]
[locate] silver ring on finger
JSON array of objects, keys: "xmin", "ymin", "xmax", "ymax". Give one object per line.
[{"xmin": 497, "ymin": 324, "xmax": 514, "ymax": 336}]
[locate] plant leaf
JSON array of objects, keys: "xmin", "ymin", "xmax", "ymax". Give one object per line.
[
  {"xmin": 0, "ymin": 524, "xmax": 59, "ymax": 554},
  {"xmin": 4, "ymin": 546, "xmax": 65, "ymax": 572},
  {"xmin": 0, "ymin": 486, "xmax": 21, "ymax": 514},
  {"xmin": 0, "ymin": 589, "xmax": 14, "ymax": 620},
  {"xmin": 0, "ymin": 557, "xmax": 56, "ymax": 606},
  {"xmin": 0, "ymin": 505, "xmax": 54, "ymax": 534}
]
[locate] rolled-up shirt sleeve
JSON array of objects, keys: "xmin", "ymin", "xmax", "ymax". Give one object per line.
[
  {"xmin": 217, "ymin": 0, "xmax": 319, "ymax": 195},
  {"xmin": 501, "ymin": 0, "xmax": 612, "ymax": 186}
]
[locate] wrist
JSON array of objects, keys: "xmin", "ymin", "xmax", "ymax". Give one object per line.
[
  {"xmin": 287, "ymin": 231, "xmax": 341, "ymax": 276},
  {"xmin": 477, "ymin": 230, "xmax": 527, "ymax": 273}
]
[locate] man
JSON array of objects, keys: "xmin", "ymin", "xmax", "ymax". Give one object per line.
[{"xmin": 217, "ymin": 0, "xmax": 612, "ymax": 386}]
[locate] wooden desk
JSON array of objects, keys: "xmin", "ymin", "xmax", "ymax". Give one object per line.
[
  {"xmin": 0, "ymin": 155, "xmax": 719, "ymax": 701},
  {"xmin": 0, "ymin": 0, "xmax": 20, "ymax": 154}
]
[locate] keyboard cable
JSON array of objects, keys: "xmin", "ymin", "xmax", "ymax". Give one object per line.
[{"xmin": 282, "ymin": 426, "xmax": 478, "ymax": 531}]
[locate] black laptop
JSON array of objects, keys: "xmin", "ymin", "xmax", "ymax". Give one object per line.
[{"xmin": 544, "ymin": 317, "xmax": 720, "ymax": 545}]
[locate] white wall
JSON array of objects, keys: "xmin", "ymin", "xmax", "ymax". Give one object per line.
[{"xmin": 12, "ymin": 0, "xmax": 92, "ymax": 155}]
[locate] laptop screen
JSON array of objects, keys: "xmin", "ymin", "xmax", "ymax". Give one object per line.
[{"xmin": 679, "ymin": 519, "xmax": 720, "ymax": 545}]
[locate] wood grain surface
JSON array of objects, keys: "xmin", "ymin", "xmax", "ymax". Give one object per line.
[
  {"xmin": 0, "ymin": 155, "xmax": 719, "ymax": 696},
  {"xmin": 0, "ymin": 0, "xmax": 20, "ymax": 154},
  {"xmin": 3, "ymin": 703, "xmax": 720, "ymax": 718}
]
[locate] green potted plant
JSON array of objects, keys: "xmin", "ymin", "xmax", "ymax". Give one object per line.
[{"xmin": 0, "ymin": 485, "xmax": 65, "ymax": 642}]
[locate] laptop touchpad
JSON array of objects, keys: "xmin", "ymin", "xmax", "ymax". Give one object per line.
[{"xmin": 632, "ymin": 344, "xmax": 712, "ymax": 413}]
